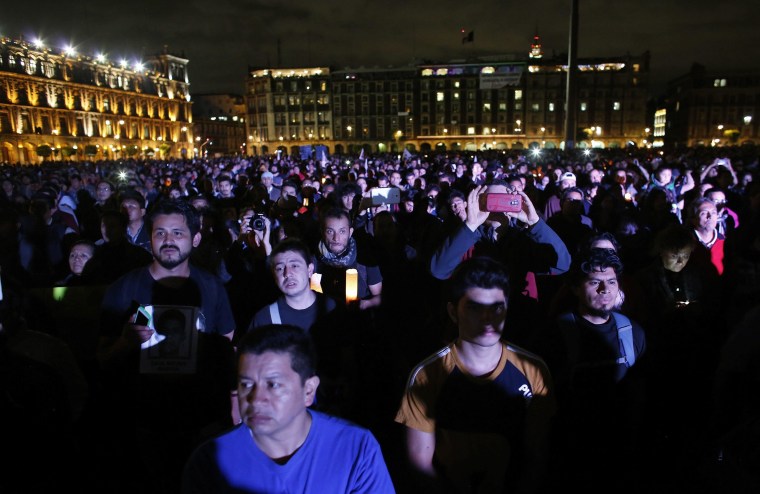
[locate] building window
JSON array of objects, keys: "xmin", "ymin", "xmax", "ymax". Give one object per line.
[
  {"xmin": 713, "ymin": 78, "xmax": 727, "ymax": 87},
  {"xmin": 580, "ymin": 102, "xmax": 588, "ymax": 111},
  {"xmin": 548, "ymin": 102, "xmax": 555, "ymax": 112},
  {"xmin": 483, "ymin": 103, "xmax": 491, "ymax": 112},
  {"xmin": 514, "ymin": 90, "xmax": 523, "ymax": 101},
  {"xmin": 436, "ymin": 92, "xmax": 445, "ymax": 102},
  {"xmin": 613, "ymin": 101, "xmax": 621, "ymax": 111},
  {"xmin": 531, "ymin": 103, "xmax": 540, "ymax": 112}
]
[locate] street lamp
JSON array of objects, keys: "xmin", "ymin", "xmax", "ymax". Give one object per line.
[{"xmin": 199, "ymin": 138, "xmax": 210, "ymax": 157}]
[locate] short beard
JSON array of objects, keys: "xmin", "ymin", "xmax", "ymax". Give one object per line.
[{"xmin": 156, "ymin": 248, "xmax": 190, "ymax": 270}]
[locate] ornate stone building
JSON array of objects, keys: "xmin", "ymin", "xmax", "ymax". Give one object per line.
[{"xmin": 0, "ymin": 36, "xmax": 193, "ymax": 164}]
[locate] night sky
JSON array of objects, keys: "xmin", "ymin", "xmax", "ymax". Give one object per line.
[{"xmin": 3, "ymin": 0, "xmax": 758, "ymax": 97}]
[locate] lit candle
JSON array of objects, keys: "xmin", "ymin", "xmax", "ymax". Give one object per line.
[
  {"xmin": 310, "ymin": 273, "xmax": 323, "ymax": 293},
  {"xmin": 345, "ymin": 268, "xmax": 358, "ymax": 303}
]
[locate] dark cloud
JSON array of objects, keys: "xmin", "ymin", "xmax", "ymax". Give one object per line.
[{"xmin": 3, "ymin": 0, "xmax": 758, "ymax": 95}]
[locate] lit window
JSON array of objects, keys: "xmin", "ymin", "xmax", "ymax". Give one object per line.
[
  {"xmin": 548, "ymin": 102, "xmax": 555, "ymax": 112},
  {"xmin": 531, "ymin": 103, "xmax": 540, "ymax": 112},
  {"xmin": 514, "ymin": 90, "xmax": 523, "ymax": 100},
  {"xmin": 436, "ymin": 92, "xmax": 445, "ymax": 102},
  {"xmin": 580, "ymin": 102, "xmax": 588, "ymax": 111},
  {"xmin": 613, "ymin": 101, "xmax": 621, "ymax": 111}
]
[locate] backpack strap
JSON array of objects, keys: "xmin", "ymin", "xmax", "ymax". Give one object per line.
[
  {"xmin": 557, "ymin": 311, "xmax": 635, "ymax": 369},
  {"xmin": 612, "ymin": 312, "xmax": 635, "ymax": 368},
  {"xmin": 268, "ymin": 301, "xmax": 282, "ymax": 325}
]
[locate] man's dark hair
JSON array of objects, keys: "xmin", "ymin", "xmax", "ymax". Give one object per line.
[
  {"xmin": 581, "ymin": 231, "xmax": 621, "ymax": 254},
  {"xmin": 448, "ymin": 256, "xmax": 510, "ymax": 304},
  {"xmin": 217, "ymin": 174, "xmax": 233, "ymax": 185},
  {"xmin": 238, "ymin": 324, "xmax": 317, "ymax": 383},
  {"xmin": 267, "ymin": 237, "xmax": 313, "ymax": 272},
  {"xmin": 97, "ymin": 180, "xmax": 115, "ymax": 192},
  {"xmin": 568, "ymin": 248, "xmax": 624, "ymax": 286},
  {"xmin": 119, "ymin": 188, "xmax": 146, "ymax": 209},
  {"xmin": 652, "ymin": 224, "xmax": 696, "ymax": 255},
  {"xmin": 148, "ymin": 198, "xmax": 201, "ymax": 236},
  {"xmin": 336, "ymin": 181, "xmax": 361, "ymax": 199},
  {"xmin": 281, "ymin": 179, "xmax": 299, "ymax": 191},
  {"xmin": 447, "ymin": 188, "xmax": 466, "ymax": 205},
  {"xmin": 560, "ymin": 186, "xmax": 585, "ymax": 204},
  {"xmin": 319, "ymin": 206, "xmax": 351, "ymax": 227}
]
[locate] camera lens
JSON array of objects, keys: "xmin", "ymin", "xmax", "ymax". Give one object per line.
[{"xmin": 250, "ymin": 214, "xmax": 266, "ymax": 231}]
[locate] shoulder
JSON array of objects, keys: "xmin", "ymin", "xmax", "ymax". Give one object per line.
[
  {"xmin": 106, "ymin": 266, "xmax": 150, "ymax": 293},
  {"xmin": 187, "ymin": 424, "xmax": 250, "ymax": 466},
  {"xmin": 309, "ymin": 410, "xmax": 379, "ymax": 446},
  {"xmin": 190, "ymin": 265, "xmax": 224, "ymax": 283},
  {"xmin": 404, "ymin": 344, "xmax": 455, "ymax": 388}
]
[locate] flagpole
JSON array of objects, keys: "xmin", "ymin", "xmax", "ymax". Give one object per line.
[{"xmin": 564, "ymin": 0, "xmax": 579, "ymax": 150}]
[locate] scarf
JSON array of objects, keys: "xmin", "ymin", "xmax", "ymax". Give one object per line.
[{"xmin": 317, "ymin": 237, "xmax": 357, "ymax": 268}]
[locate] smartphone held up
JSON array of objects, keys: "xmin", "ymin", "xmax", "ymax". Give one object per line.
[{"xmin": 479, "ymin": 193, "xmax": 523, "ymax": 213}]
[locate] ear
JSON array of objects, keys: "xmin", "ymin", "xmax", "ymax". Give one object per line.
[
  {"xmin": 349, "ymin": 226, "xmax": 354, "ymax": 237},
  {"xmin": 303, "ymin": 376, "xmax": 320, "ymax": 407},
  {"xmin": 192, "ymin": 231, "xmax": 202, "ymax": 248},
  {"xmin": 307, "ymin": 262, "xmax": 314, "ymax": 277},
  {"xmin": 447, "ymin": 301, "xmax": 458, "ymax": 324}
]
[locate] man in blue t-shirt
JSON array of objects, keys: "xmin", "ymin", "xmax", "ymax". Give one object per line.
[{"xmin": 182, "ymin": 324, "xmax": 396, "ymax": 494}]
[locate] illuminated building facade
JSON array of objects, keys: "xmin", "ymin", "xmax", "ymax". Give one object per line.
[
  {"xmin": 245, "ymin": 44, "xmax": 651, "ymax": 155},
  {"xmin": 245, "ymin": 67, "xmax": 333, "ymax": 156},
  {"xmin": 191, "ymin": 93, "xmax": 247, "ymax": 157},
  {"xmin": 0, "ymin": 36, "xmax": 193, "ymax": 164},
  {"xmin": 662, "ymin": 64, "xmax": 759, "ymax": 148}
]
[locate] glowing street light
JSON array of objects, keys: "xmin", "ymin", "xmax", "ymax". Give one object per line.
[{"xmin": 198, "ymin": 138, "xmax": 211, "ymax": 157}]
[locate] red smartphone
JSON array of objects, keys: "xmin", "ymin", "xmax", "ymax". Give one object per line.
[{"xmin": 479, "ymin": 193, "xmax": 522, "ymax": 213}]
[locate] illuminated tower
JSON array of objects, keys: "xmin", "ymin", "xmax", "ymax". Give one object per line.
[{"xmin": 529, "ymin": 32, "xmax": 543, "ymax": 59}]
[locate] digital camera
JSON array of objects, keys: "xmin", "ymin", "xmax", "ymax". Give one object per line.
[{"xmin": 250, "ymin": 213, "xmax": 267, "ymax": 231}]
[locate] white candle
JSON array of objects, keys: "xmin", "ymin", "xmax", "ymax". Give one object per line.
[{"xmin": 345, "ymin": 268, "xmax": 358, "ymax": 303}]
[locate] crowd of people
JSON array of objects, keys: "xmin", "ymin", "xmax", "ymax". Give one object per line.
[{"xmin": 1, "ymin": 144, "xmax": 760, "ymax": 493}]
